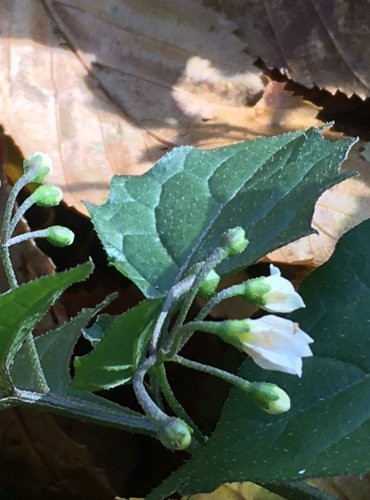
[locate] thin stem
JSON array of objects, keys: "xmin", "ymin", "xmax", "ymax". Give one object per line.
[
  {"xmin": 166, "ymin": 322, "xmax": 198, "ymax": 356},
  {"xmin": 0, "ymin": 245, "xmax": 17, "ymax": 288},
  {"xmin": 1, "ymin": 170, "xmax": 36, "ymax": 242},
  {"xmin": 170, "ymin": 246, "xmax": 228, "ymax": 339},
  {"xmin": 155, "ymin": 363, "xmax": 206, "ymax": 445},
  {"xmin": 149, "ymin": 274, "xmax": 195, "ymax": 354},
  {"xmin": 23, "ymin": 335, "xmax": 49, "ymax": 394},
  {"xmin": 171, "ymin": 354, "xmax": 251, "ymax": 392},
  {"xmin": 8, "ymin": 196, "xmax": 35, "ymax": 237},
  {"xmin": 7, "ymin": 389, "xmax": 157, "ymax": 436},
  {"xmin": 0, "ymin": 168, "xmax": 38, "ymax": 288},
  {"xmin": 132, "ymin": 355, "xmax": 169, "ymax": 424},
  {"xmin": 195, "ymin": 284, "xmax": 245, "ymax": 321},
  {"xmin": 7, "ymin": 229, "xmax": 51, "ymax": 246},
  {"xmin": 148, "ymin": 369, "xmax": 164, "ymax": 410}
]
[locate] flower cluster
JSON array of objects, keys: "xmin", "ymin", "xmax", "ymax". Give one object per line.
[{"xmin": 214, "ymin": 264, "xmax": 313, "ymax": 377}]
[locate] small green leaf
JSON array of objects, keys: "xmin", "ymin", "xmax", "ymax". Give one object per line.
[
  {"xmin": 82, "ymin": 314, "xmax": 117, "ymax": 346},
  {"xmin": 147, "ymin": 219, "xmax": 370, "ymax": 498},
  {"xmin": 72, "ymin": 299, "xmax": 162, "ymax": 391},
  {"xmin": 88, "ymin": 128, "xmax": 355, "ymax": 298},
  {"xmin": 0, "ymin": 261, "xmax": 93, "ymax": 378},
  {"xmin": 11, "ymin": 294, "xmax": 116, "ymax": 391}
]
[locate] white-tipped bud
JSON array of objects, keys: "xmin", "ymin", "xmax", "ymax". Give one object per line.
[
  {"xmin": 241, "ymin": 265, "xmax": 305, "ymax": 313},
  {"xmin": 221, "ymin": 227, "xmax": 249, "ymax": 256},
  {"xmin": 23, "ymin": 152, "xmax": 53, "ymax": 182},
  {"xmin": 249, "ymin": 382, "xmax": 291, "ymax": 414}
]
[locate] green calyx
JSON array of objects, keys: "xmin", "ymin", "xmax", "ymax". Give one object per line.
[
  {"xmin": 221, "ymin": 227, "xmax": 249, "ymax": 256},
  {"xmin": 239, "ymin": 278, "xmax": 270, "ymax": 306},
  {"xmin": 46, "ymin": 226, "xmax": 75, "ymax": 247},
  {"xmin": 31, "ymin": 185, "xmax": 63, "ymax": 207},
  {"xmin": 198, "ymin": 269, "xmax": 221, "ymax": 297}
]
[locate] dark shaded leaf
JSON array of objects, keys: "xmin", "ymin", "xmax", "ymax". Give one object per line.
[
  {"xmin": 148, "ymin": 218, "xmax": 370, "ymax": 498},
  {"xmin": 72, "ymin": 299, "xmax": 162, "ymax": 391}
]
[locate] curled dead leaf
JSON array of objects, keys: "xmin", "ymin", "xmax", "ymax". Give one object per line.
[{"xmin": 0, "ymin": 0, "xmax": 320, "ymax": 214}]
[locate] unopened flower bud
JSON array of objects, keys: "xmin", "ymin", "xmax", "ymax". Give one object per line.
[
  {"xmin": 46, "ymin": 226, "xmax": 75, "ymax": 247},
  {"xmin": 240, "ymin": 265, "xmax": 305, "ymax": 313},
  {"xmin": 222, "ymin": 227, "xmax": 249, "ymax": 256},
  {"xmin": 157, "ymin": 417, "xmax": 193, "ymax": 450},
  {"xmin": 249, "ymin": 382, "xmax": 291, "ymax": 414},
  {"xmin": 198, "ymin": 269, "xmax": 221, "ymax": 297},
  {"xmin": 23, "ymin": 152, "xmax": 53, "ymax": 182},
  {"xmin": 30, "ymin": 185, "xmax": 63, "ymax": 207}
]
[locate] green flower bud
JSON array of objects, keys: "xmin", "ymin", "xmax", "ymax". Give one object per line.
[
  {"xmin": 46, "ymin": 226, "xmax": 75, "ymax": 247},
  {"xmin": 198, "ymin": 269, "xmax": 221, "ymax": 297},
  {"xmin": 249, "ymin": 382, "xmax": 291, "ymax": 414},
  {"xmin": 222, "ymin": 227, "xmax": 249, "ymax": 256},
  {"xmin": 23, "ymin": 152, "xmax": 53, "ymax": 182},
  {"xmin": 157, "ymin": 417, "xmax": 193, "ymax": 450},
  {"xmin": 30, "ymin": 185, "xmax": 63, "ymax": 207}
]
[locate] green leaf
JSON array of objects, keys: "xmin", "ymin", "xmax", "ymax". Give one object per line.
[
  {"xmin": 0, "ymin": 261, "xmax": 93, "ymax": 377},
  {"xmin": 82, "ymin": 313, "xmax": 117, "ymax": 346},
  {"xmin": 10, "ymin": 293, "xmax": 155, "ymax": 434},
  {"xmin": 11, "ymin": 294, "xmax": 116, "ymax": 391},
  {"xmin": 71, "ymin": 298, "xmax": 162, "ymax": 391},
  {"xmin": 147, "ymin": 218, "xmax": 370, "ymax": 498},
  {"xmin": 88, "ymin": 128, "xmax": 355, "ymax": 298}
]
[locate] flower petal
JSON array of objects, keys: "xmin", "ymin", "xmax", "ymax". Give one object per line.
[
  {"xmin": 243, "ymin": 343, "xmax": 303, "ymax": 376},
  {"xmin": 240, "ymin": 315, "xmax": 313, "ymax": 376}
]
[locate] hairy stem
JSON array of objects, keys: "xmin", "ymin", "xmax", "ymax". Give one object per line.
[{"xmin": 155, "ymin": 363, "xmax": 206, "ymax": 446}]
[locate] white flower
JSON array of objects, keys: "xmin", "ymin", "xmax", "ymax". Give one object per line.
[
  {"xmin": 242, "ymin": 265, "xmax": 305, "ymax": 313},
  {"xmin": 239, "ymin": 315, "xmax": 313, "ymax": 377}
]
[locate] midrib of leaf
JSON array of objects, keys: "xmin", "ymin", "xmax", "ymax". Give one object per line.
[{"xmin": 156, "ymin": 133, "xmax": 307, "ymax": 283}]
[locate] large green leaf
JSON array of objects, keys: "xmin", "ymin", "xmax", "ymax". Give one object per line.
[
  {"xmin": 88, "ymin": 128, "xmax": 355, "ymax": 298},
  {"xmin": 71, "ymin": 298, "xmax": 162, "ymax": 391},
  {"xmin": 0, "ymin": 261, "xmax": 93, "ymax": 377},
  {"xmin": 148, "ymin": 218, "xmax": 370, "ymax": 499}
]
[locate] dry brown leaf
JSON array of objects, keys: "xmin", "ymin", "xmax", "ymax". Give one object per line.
[
  {"xmin": 309, "ymin": 475, "xmax": 370, "ymax": 500},
  {"xmin": 0, "ymin": 408, "xmax": 117, "ymax": 500},
  {"xmin": 267, "ymin": 141, "xmax": 370, "ymax": 267},
  {"xmin": 182, "ymin": 482, "xmax": 283, "ymax": 500},
  {"xmin": 0, "ymin": 0, "xmax": 321, "ymax": 214},
  {"xmin": 218, "ymin": 0, "xmax": 370, "ymax": 99}
]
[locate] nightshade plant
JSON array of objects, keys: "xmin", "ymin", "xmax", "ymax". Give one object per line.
[{"xmin": 2, "ymin": 128, "xmax": 369, "ymax": 498}]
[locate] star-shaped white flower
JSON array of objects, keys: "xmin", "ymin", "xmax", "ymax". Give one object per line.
[{"xmin": 239, "ymin": 315, "xmax": 313, "ymax": 377}]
